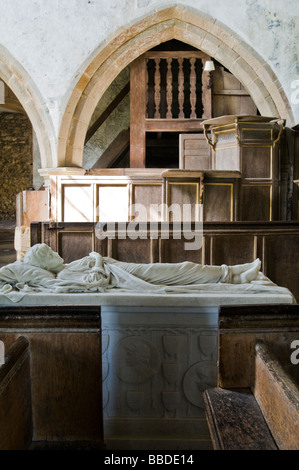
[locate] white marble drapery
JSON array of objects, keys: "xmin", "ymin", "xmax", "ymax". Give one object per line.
[{"xmin": 0, "ymin": 244, "xmax": 294, "ymax": 303}]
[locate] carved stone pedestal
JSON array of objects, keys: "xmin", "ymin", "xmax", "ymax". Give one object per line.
[{"xmin": 101, "ymin": 305, "xmax": 218, "ymax": 450}]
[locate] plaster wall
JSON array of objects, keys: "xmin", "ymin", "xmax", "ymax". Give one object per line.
[{"xmin": 0, "ymin": 0, "xmax": 298, "ymax": 134}]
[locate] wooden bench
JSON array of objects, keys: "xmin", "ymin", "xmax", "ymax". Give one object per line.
[
  {"xmin": 0, "ymin": 306, "xmax": 105, "ymax": 450},
  {"xmin": 0, "ymin": 336, "xmax": 32, "ymax": 450},
  {"xmin": 204, "ymin": 387, "xmax": 278, "ymax": 450},
  {"xmin": 204, "ymin": 304, "xmax": 299, "ymax": 451}
]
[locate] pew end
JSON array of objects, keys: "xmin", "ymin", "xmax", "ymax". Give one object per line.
[
  {"xmin": 203, "ymin": 304, "xmax": 299, "ymax": 450},
  {"xmin": 252, "ymin": 340, "xmax": 299, "ymax": 450},
  {"xmin": 0, "ymin": 306, "xmax": 105, "ymax": 451},
  {"xmin": 0, "ymin": 336, "xmax": 32, "ymax": 450},
  {"xmin": 203, "ymin": 387, "xmax": 278, "ymax": 450}
]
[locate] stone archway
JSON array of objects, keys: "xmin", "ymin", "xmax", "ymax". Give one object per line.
[
  {"xmin": 0, "ymin": 44, "xmax": 56, "ymax": 169},
  {"xmin": 59, "ymin": 5, "xmax": 294, "ymax": 169}
]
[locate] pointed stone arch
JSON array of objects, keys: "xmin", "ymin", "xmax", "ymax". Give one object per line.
[
  {"xmin": 0, "ymin": 80, "xmax": 4, "ymax": 104},
  {"xmin": 0, "ymin": 44, "xmax": 56, "ymax": 169},
  {"xmin": 59, "ymin": 5, "xmax": 294, "ymax": 169}
]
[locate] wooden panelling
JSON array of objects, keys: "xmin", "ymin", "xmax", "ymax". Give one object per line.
[
  {"xmin": 58, "ymin": 231, "xmax": 94, "ymax": 263},
  {"xmin": 112, "ymin": 238, "xmax": 152, "ymax": 264},
  {"xmin": 167, "ymin": 182, "xmax": 199, "ymax": 221},
  {"xmin": 209, "ymin": 234, "xmax": 256, "ymax": 266},
  {"xmin": 253, "ymin": 341, "xmax": 299, "ymax": 450},
  {"xmin": 63, "ymin": 185, "xmax": 93, "ymax": 222},
  {"xmin": 42, "ymin": 222, "xmax": 95, "ymax": 263},
  {"xmin": 263, "ymin": 234, "xmax": 299, "ymax": 296},
  {"xmin": 212, "ymin": 65, "xmax": 257, "ymax": 117},
  {"xmin": 214, "ymin": 146, "xmax": 240, "ymax": 171},
  {"xmin": 30, "ymin": 332, "xmax": 102, "ymax": 441},
  {"xmin": 203, "ymin": 184, "xmax": 233, "ymax": 222},
  {"xmin": 54, "ymin": 174, "xmax": 204, "ymax": 224},
  {"xmin": 0, "ymin": 306, "xmax": 103, "ymax": 447},
  {"xmin": 218, "ymin": 304, "xmax": 299, "ymax": 389},
  {"xmin": 242, "ymin": 146, "xmax": 272, "ymax": 179},
  {"xmin": 202, "ymin": 116, "xmax": 285, "ymax": 221},
  {"xmin": 132, "ymin": 184, "xmax": 163, "ymax": 221},
  {"xmin": 50, "ymin": 167, "xmax": 284, "ymax": 224},
  {"xmin": 0, "ymin": 336, "xmax": 32, "ymax": 450},
  {"xmin": 179, "ymin": 133, "xmax": 211, "ymax": 170},
  {"xmin": 162, "ymin": 237, "xmax": 203, "ymax": 263},
  {"xmin": 97, "ymin": 185, "xmax": 128, "ymax": 221},
  {"xmin": 241, "ymin": 185, "xmax": 272, "ymax": 221},
  {"xmin": 241, "ymin": 126, "xmax": 273, "ymax": 141},
  {"xmin": 206, "ymin": 304, "xmax": 299, "ymax": 451}
]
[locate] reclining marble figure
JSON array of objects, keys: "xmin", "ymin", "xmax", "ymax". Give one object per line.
[{"xmin": 0, "ymin": 242, "xmax": 271, "ymax": 299}]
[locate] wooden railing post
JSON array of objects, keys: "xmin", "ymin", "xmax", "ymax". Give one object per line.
[
  {"xmin": 154, "ymin": 58, "xmax": 161, "ymax": 119},
  {"xmin": 166, "ymin": 58, "xmax": 172, "ymax": 119}
]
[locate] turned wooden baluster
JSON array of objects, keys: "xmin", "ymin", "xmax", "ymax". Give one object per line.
[
  {"xmin": 190, "ymin": 58, "xmax": 197, "ymax": 119},
  {"xmin": 166, "ymin": 58, "xmax": 173, "ymax": 119},
  {"xmin": 146, "ymin": 59, "xmax": 150, "ymax": 118},
  {"xmin": 154, "ymin": 58, "xmax": 161, "ymax": 119},
  {"xmin": 178, "ymin": 58, "xmax": 185, "ymax": 119}
]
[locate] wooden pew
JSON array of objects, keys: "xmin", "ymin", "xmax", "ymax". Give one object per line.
[
  {"xmin": 252, "ymin": 339, "xmax": 299, "ymax": 450},
  {"xmin": 204, "ymin": 386, "xmax": 278, "ymax": 450},
  {"xmin": 203, "ymin": 304, "xmax": 299, "ymax": 450},
  {"xmin": 0, "ymin": 306, "xmax": 105, "ymax": 450},
  {"xmin": 0, "ymin": 336, "xmax": 32, "ymax": 450}
]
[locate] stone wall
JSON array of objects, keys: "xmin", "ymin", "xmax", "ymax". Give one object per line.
[
  {"xmin": 83, "ymin": 67, "xmax": 130, "ymax": 169},
  {"xmin": 0, "ymin": 113, "xmax": 32, "ymax": 220}
]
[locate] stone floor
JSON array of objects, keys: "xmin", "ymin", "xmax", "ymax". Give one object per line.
[{"xmin": 0, "ymin": 220, "xmax": 16, "ymax": 267}]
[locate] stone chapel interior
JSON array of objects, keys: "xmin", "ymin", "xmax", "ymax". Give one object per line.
[{"xmin": 0, "ymin": 5, "xmax": 299, "ymax": 451}]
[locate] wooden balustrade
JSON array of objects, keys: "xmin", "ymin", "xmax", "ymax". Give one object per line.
[
  {"xmin": 130, "ymin": 51, "xmax": 212, "ymax": 167},
  {"xmin": 145, "ymin": 51, "xmax": 211, "ymax": 121}
]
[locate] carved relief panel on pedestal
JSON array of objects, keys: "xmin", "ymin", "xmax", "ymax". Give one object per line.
[{"xmin": 101, "ymin": 307, "xmax": 218, "ymax": 428}]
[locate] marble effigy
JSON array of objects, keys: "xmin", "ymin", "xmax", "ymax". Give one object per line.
[{"xmin": 0, "ymin": 243, "xmax": 294, "ymax": 303}]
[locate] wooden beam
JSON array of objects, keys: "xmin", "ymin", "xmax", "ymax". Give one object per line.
[
  {"xmin": 91, "ymin": 128, "xmax": 130, "ymax": 169},
  {"xmin": 213, "ymin": 89, "xmax": 250, "ymax": 96},
  {"xmin": 145, "ymin": 118, "xmax": 203, "ymax": 132},
  {"xmin": 130, "ymin": 56, "xmax": 147, "ymax": 168},
  {"xmin": 85, "ymin": 83, "xmax": 130, "ymax": 144}
]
